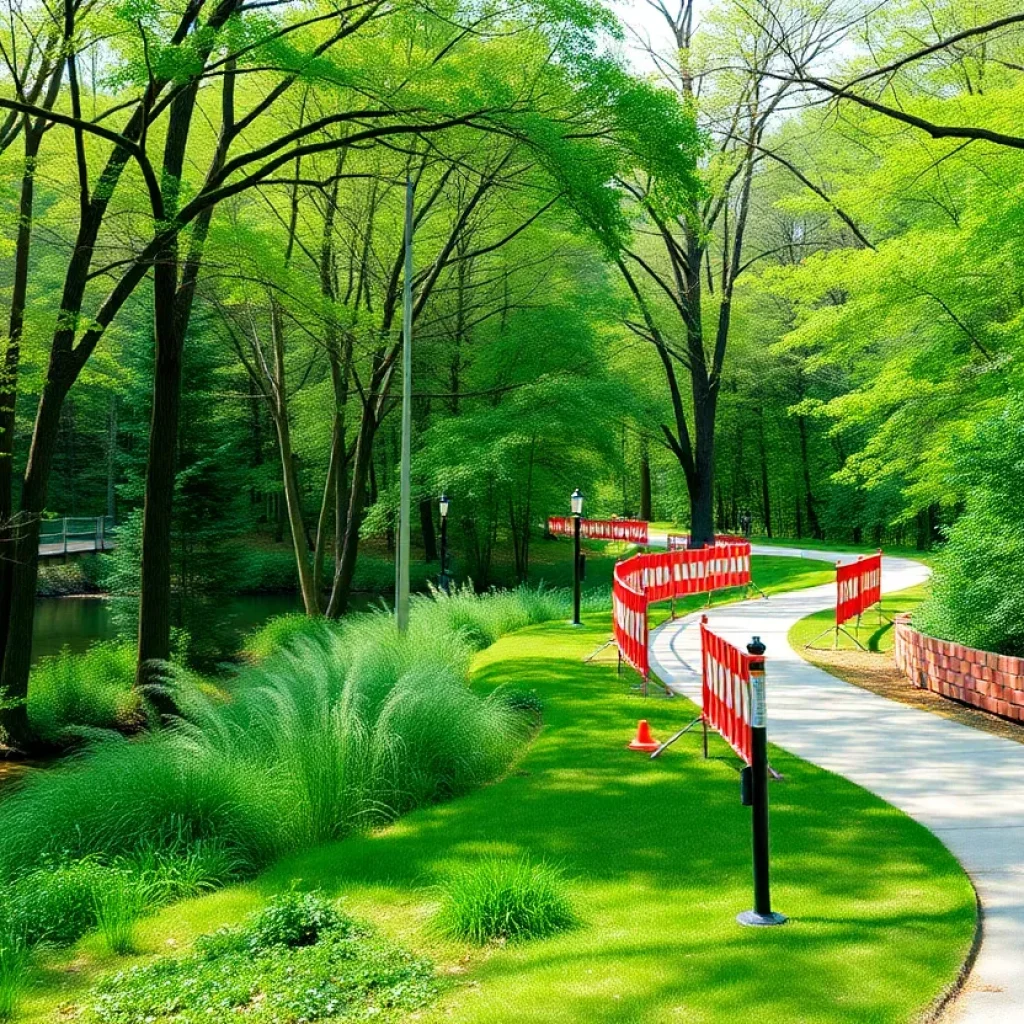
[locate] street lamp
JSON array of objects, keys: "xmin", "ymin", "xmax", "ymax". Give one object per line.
[
  {"xmin": 439, "ymin": 493, "xmax": 450, "ymax": 593},
  {"xmin": 571, "ymin": 488, "xmax": 583, "ymax": 625}
]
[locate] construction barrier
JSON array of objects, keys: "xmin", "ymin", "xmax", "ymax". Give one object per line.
[
  {"xmin": 805, "ymin": 549, "xmax": 884, "ymax": 649},
  {"xmin": 548, "ymin": 516, "xmax": 649, "ymax": 545},
  {"xmin": 700, "ymin": 617, "xmax": 753, "ymax": 764},
  {"xmin": 612, "ymin": 539, "xmax": 754, "ymax": 683},
  {"xmin": 613, "ymin": 559, "xmax": 649, "ymax": 680},
  {"xmin": 836, "ymin": 550, "xmax": 882, "ymax": 626}
]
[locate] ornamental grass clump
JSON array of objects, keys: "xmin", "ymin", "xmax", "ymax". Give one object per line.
[
  {"xmin": 0, "ymin": 936, "xmax": 28, "ymax": 1023},
  {"xmin": 0, "ymin": 588, "xmax": 557, "ymax": 891},
  {"xmin": 93, "ymin": 875, "xmax": 146, "ymax": 955},
  {"xmin": 433, "ymin": 857, "xmax": 578, "ymax": 944}
]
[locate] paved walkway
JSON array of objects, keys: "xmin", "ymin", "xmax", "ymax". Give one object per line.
[{"xmin": 648, "ymin": 544, "xmax": 1024, "ymax": 1024}]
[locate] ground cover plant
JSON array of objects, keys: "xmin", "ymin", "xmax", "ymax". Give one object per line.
[
  {"xmin": 82, "ymin": 891, "xmax": 439, "ymax": 1024},
  {"xmin": 14, "ymin": 559, "xmax": 974, "ymax": 1024}
]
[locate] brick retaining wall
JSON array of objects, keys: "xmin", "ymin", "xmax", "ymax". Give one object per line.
[{"xmin": 894, "ymin": 615, "xmax": 1024, "ymax": 721}]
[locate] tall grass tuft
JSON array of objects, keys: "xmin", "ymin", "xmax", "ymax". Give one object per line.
[
  {"xmin": 93, "ymin": 875, "xmax": 144, "ymax": 955},
  {"xmin": 0, "ymin": 586, "xmax": 576, "ymax": 889},
  {"xmin": 27, "ymin": 641, "xmax": 142, "ymax": 742},
  {"xmin": 432, "ymin": 857, "xmax": 578, "ymax": 944},
  {"xmin": 0, "ymin": 934, "xmax": 28, "ymax": 1022}
]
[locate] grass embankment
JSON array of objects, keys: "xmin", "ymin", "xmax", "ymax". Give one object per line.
[
  {"xmin": 19, "ymin": 560, "xmax": 975, "ymax": 1024},
  {"xmin": 791, "ymin": 583, "xmax": 1024, "ymax": 746}
]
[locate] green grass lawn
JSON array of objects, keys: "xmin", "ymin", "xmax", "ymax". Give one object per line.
[
  {"xmin": 789, "ymin": 584, "xmax": 931, "ymax": 654},
  {"xmin": 18, "ymin": 564, "xmax": 973, "ymax": 1024}
]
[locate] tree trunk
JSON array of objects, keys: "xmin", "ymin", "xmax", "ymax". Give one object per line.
[
  {"xmin": 0, "ymin": 375, "xmax": 69, "ymax": 747},
  {"xmin": 639, "ymin": 438, "xmax": 652, "ymax": 521},
  {"xmin": 312, "ymin": 419, "xmax": 340, "ymax": 604},
  {"xmin": 326, "ymin": 399, "xmax": 376, "ymax": 618},
  {"xmin": 759, "ymin": 433, "xmax": 772, "ymax": 538},
  {"xmin": 0, "ymin": 121, "xmax": 45, "ymax": 674},
  {"xmin": 797, "ymin": 414, "xmax": 823, "ymax": 539},
  {"xmin": 688, "ymin": 385, "xmax": 717, "ymax": 547},
  {"xmin": 135, "ymin": 251, "xmax": 184, "ymax": 696}
]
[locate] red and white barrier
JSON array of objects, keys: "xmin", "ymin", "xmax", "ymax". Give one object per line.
[
  {"xmin": 836, "ymin": 550, "xmax": 882, "ymax": 626},
  {"xmin": 700, "ymin": 614, "xmax": 757, "ymax": 770},
  {"xmin": 613, "ymin": 560, "xmax": 649, "ymax": 680},
  {"xmin": 612, "ymin": 540, "xmax": 754, "ymax": 682},
  {"xmin": 547, "ymin": 516, "xmax": 649, "ymax": 545},
  {"xmin": 700, "ymin": 617, "xmax": 754, "ymax": 764}
]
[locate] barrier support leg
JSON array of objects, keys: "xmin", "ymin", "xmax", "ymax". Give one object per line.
[
  {"xmin": 650, "ymin": 714, "xmax": 703, "ymax": 759},
  {"xmin": 584, "ymin": 637, "xmax": 617, "ymax": 664},
  {"xmin": 746, "ymin": 580, "xmax": 768, "ymax": 601},
  {"xmin": 804, "ymin": 623, "xmax": 867, "ymax": 652},
  {"xmin": 702, "ymin": 716, "xmax": 709, "ymax": 760}
]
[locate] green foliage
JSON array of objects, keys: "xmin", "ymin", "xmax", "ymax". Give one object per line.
[
  {"xmin": 83, "ymin": 895, "xmax": 438, "ymax": 1024},
  {"xmin": 5, "ymin": 860, "xmax": 119, "ymax": 947},
  {"xmin": 432, "ymin": 857, "xmax": 578, "ymax": 944},
  {"xmin": 0, "ymin": 832, "xmax": 241, "ymax": 954},
  {"xmin": 27, "ymin": 641, "xmax": 142, "ymax": 743},
  {"xmin": 36, "ymin": 557, "xmax": 106, "ymax": 597},
  {"xmin": 915, "ymin": 398, "xmax": 1024, "ymax": 656},
  {"xmin": 0, "ymin": 937, "xmax": 28, "ymax": 1023},
  {"xmin": 245, "ymin": 891, "xmax": 349, "ymax": 950},
  {"xmin": 93, "ymin": 875, "xmax": 146, "ymax": 955},
  {"xmin": 241, "ymin": 612, "xmax": 337, "ymax": 661},
  {"xmin": 0, "ymin": 588, "xmax": 578, "ymax": 885}
]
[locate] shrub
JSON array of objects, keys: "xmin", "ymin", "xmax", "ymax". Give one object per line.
[
  {"xmin": 85, "ymin": 896, "xmax": 438, "ymax": 1024},
  {"xmin": 915, "ymin": 398, "xmax": 1024, "ymax": 657},
  {"xmin": 36, "ymin": 557, "xmax": 105, "ymax": 597},
  {"xmin": 246, "ymin": 891, "xmax": 349, "ymax": 950},
  {"xmin": 28, "ymin": 642, "xmax": 143, "ymax": 742},
  {"xmin": 1, "ymin": 860, "xmax": 118, "ymax": 947},
  {"xmin": 432, "ymin": 857, "xmax": 577, "ymax": 944}
]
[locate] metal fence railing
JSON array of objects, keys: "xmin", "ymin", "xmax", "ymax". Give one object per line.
[{"xmin": 38, "ymin": 516, "xmax": 116, "ymax": 556}]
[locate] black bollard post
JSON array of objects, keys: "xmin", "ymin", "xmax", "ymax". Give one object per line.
[
  {"xmin": 737, "ymin": 636, "xmax": 787, "ymax": 927},
  {"xmin": 572, "ymin": 512, "xmax": 582, "ymax": 626}
]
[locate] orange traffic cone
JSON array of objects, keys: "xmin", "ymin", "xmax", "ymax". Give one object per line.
[{"xmin": 628, "ymin": 719, "xmax": 659, "ymax": 753}]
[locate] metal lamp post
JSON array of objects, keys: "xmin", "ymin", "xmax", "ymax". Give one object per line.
[
  {"xmin": 439, "ymin": 493, "xmax": 450, "ymax": 593},
  {"xmin": 395, "ymin": 173, "xmax": 415, "ymax": 632},
  {"xmin": 571, "ymin": 488, "xmax": 584, "ymax": 625}
]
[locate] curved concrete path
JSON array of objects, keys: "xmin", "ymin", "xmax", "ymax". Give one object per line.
[{"xmin": 649, "ymin": 544, "xmax": 1024, "ymax": 1024}]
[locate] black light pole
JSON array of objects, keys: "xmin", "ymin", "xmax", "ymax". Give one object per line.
[
  {"xmin": 737, "ymin": 636, "xmax": 786, "ymax": 927},
  {"xmin": 571, "ymin": 488, "xmax": 583, "ymax": 626},
  {"xmin": 438, "ymin": 493, "xmax": 450, "ymax": 593}
]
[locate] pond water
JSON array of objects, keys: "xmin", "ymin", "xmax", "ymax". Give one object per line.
[{"xmin": 31, "ymin": 592, "xmax": 384, "ymax": 665}]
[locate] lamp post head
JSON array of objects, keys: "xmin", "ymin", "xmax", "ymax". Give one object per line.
[
  {"xmin": 439, "ymin": 493, "xmax": 449, "ymax": 519},
  {"xmin": 571, "ymin": 488, "xmax": 584, "ymax": 517}
]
